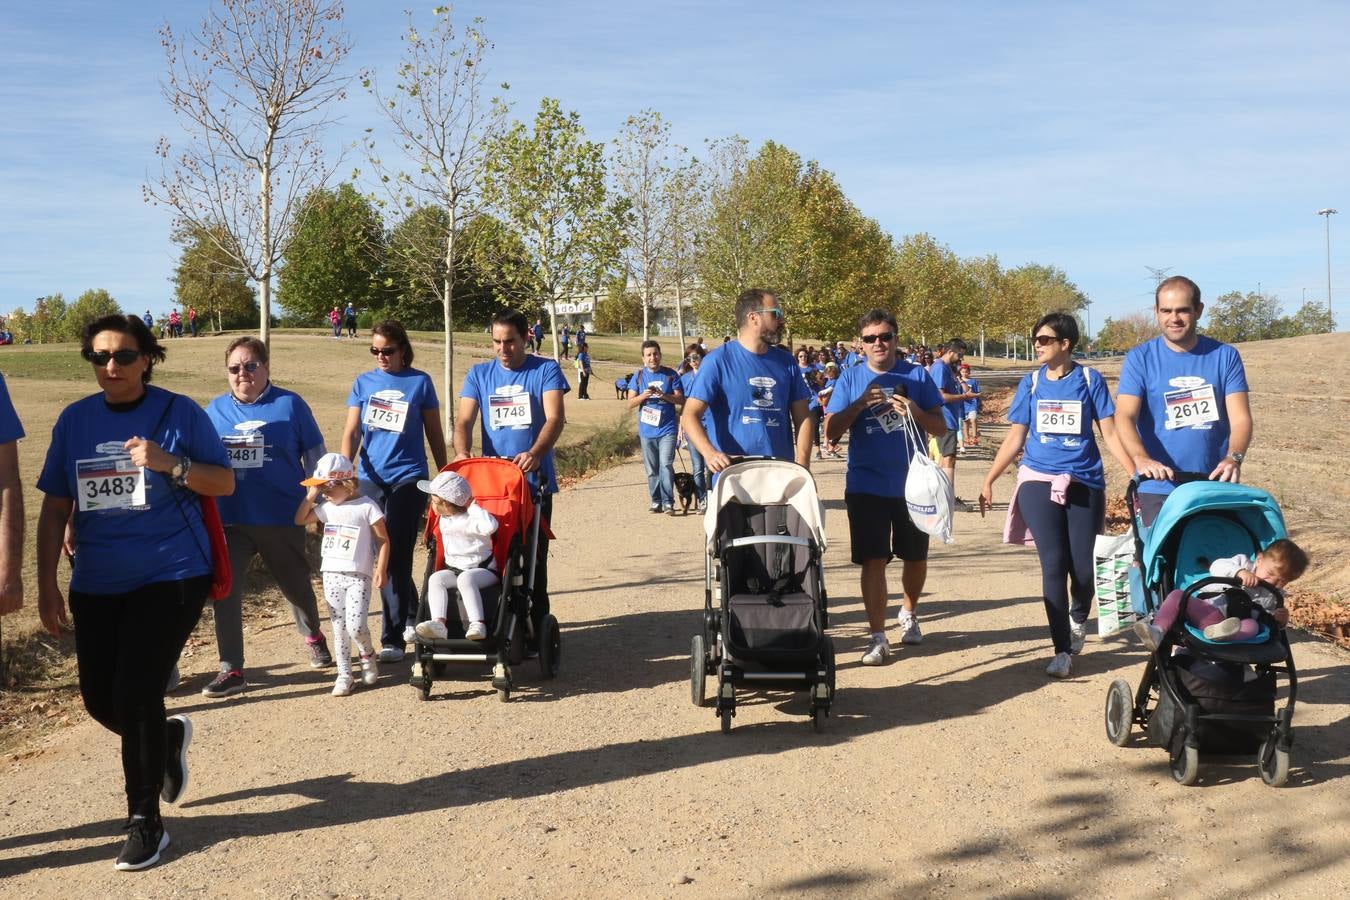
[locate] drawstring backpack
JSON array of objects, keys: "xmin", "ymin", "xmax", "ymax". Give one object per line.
[{"xmin": 896, "ymin": 402, "xmax": 955, "ymax": 544}]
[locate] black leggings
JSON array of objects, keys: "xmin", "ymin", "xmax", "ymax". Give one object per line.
[
  {"xmin": 377, "ymin": 478, "xmax": 429, "ymax": 649},
  {"xmin": 1017, "ymin": 480, "xmax": 1104, "ymax": 654},
  {"xmin": 71, "ymin": 575, "xmax": 209, "ymax": 818}
]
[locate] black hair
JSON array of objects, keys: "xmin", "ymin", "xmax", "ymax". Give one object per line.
[
  {"xmin": 641, "ymin": 339, "xmax": 661, "ymax": 353},
  {"xmin": 857, "ymin": 308, "xmax": 898, "ymax": 334},
  {"xmin": 1033, "ymin": 312, "xmax": 1080, "ymax": 350},
  {"xmin": 81, "ymin": 314, "xmax": 166, "ymax": 383},
  {"xmin": 372, "ymin": 320, "xmax": 414, "ymax": 366},
  {"xmin": 734, "ymin": 288, "xmax": 776, "ymax": 327},
  {"xmin": 491, "ymin": 309, "xmax": 530, "ymax": 340}
]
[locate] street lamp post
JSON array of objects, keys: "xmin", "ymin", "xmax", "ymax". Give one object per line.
[{"xmin": 1318, "ymin": 208, "xmax": 1337, "ymax": 324}]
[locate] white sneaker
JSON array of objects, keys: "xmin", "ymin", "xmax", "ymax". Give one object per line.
[
  {"xmin": 1203, "ymin": 616, "xmax": 1242, "ymax": 641},
  {"xmin": 1069, "ymin": 620, "xmax": 1087, "ymax": 655},
  {"xmin": 464, "ymin": 621, "xmax": 488, "ymax": 641},
  {"xmin": 898, "ymin": 612, "xmax": 923, "ymax": 645},
  {"xmin": 360, "ymin": 654, "xmax": 379, "ymax": 687},
  {"xmin": 1046, "ymin": 652, "xmax": 1072, "ymax": 678},
  {"xmin": 415, "ymin": 620, "xmax": 449, "ymax": 641},
  {"xmin": 402, "ymin": 625, "xmax": 417, "ymax": 644},
  {"xmin": 1133, "ymin": 619, "xmax": 1163, "ymax": 651},
  {"xmin": 860, "ymin": 637, "xmax": 892, "ymax": 666},
  {"xmin": 696, "ymin": 499, "xmax": 707, "ymax": 512},
  {"xmin": 332, "ymin": 674, "xmax": 355, "ymax": 696}
]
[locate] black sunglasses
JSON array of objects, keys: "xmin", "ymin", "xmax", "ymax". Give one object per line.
[
  {"xmin": 85, "ymin": 349, "xmax": 142, "ymax": 366},
  {"xmin": 860, "ymin": 332, "xmax": 895, "ymax": 344},
  {"xmin": 227, "ymin": 361, "xmax": 263, "ymax": 375},
  {"xmin": 1034, "ymin": 334, "xmax": 1064, "ymax": 346},
  {"xmin": 370, "ymin": 346, "xmax": 399, "ymax": 357}
]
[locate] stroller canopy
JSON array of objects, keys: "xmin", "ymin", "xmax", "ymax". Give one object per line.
[
  {"xmin": 1142, "ymin": 481, "xmax": 1287, "ymax": 588},
  {"xmin": 704, "ymin": 459, "xmax": 826, "ymax": 553}
]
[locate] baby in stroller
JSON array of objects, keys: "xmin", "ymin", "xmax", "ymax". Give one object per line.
[
  {"xmin": 413, "ymin": 471, "xmax": 500, "ymax": 641},
  {"xmin": 1136, "ymin": 538, "xmax": 1307, "ymax": 649}
]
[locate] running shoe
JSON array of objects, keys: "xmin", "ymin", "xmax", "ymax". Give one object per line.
[
  {"xmin": 464, "ymin": 621, "xmax": 488, "ymax": 640},
  {"xmin": 359, "ymin": 654, "xmax": 379, "ymax": 687},
  {"xmin": 1046, "ymin": 652, "xmax": 1072, "ymax": 678},
  {"xmin": 307, "ymin": 636, "xmax": 333, "ymax": 669},
  {"xmin": 402, "ymin": 625, "xmax": 417, "ymax": 644},
  {"xmin": 161, "ymin": 715, "xmax": 192, "ymax": 805},
  {"xmin": 860, "ymin": 636, "xmax": 892, "ymax": 666},
  {"xmin": 1069, "ymin": 620, "xmax": 1087, "ymax": 655},
  {"xmin": 664, "ymin": 505, "xmax": 676, "ymax": 516},
  {"xmin": 200, "ymin": 670, "xmax": 245, "ymax": 699},
  {"xmin": 115, "ymin": 815, "xmax": 169, "ymax": 872},
  {"xmin": 897, "ymin": 612, "xmax": 923, "ymax": 645},
  {"xmin": 696, "ymin": 499, "xmax": 707, "ymax": 512},
  {"xmin": 332, "ymin": 674, "xmax": 355, "ymax": 696},
  {"xmin": 1133, "ymin": 619, "xmax": 1162, "ymax": 651},
  {"xmin": 415, "ymin": 620, "xmax": 449, "ymax": 641},
  {"xmin": 649, "ymin": 503, "xmax": 662, "ymax": 514},
  {"xmin": 1203, "ymin": 616, "xmax": 1243, "ymax": 641},
  {"xmin": 378, "ymin": 647, "xmax": 405, "ymax": 663}
]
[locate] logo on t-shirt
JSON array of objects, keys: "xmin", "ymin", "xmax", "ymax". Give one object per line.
[
  {"xmin": 373, "ymin": 389, "xmax": 406, "ymax": 401},
  {"xmin": 1169, "ymin": 375, "xmax": 1205, "ymax": 390},
  {"xmin": 236, "ymin": 419, "xmax": 266, "ymax": 433},
  {"xmin": 749, "ymin": 376, "xmax": 776, "ymax": 408},
  {"xmin": 96, "ymin": 440, "xmax": 127, "ymax": 455}
]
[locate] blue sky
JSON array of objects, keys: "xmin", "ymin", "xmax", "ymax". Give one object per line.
[{"xmin": 2, "ymin": 0, "xmax": 1347, "ymax": 331}]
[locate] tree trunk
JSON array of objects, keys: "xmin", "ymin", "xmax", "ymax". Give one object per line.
[
  {"xmin": 259, "ymin": 142, "xmax": 273, "ymax": 349},
  {"xmin": 443, "ymin": 202, "xmax": 457, "ymax": 435},
  {"xmin": 548, "ymin": 293, "xmax": 559, "ymax": 361},
  {"xmin": 641, "ymin": 281, "xmax": 650, "ymax": 339},
  {"xmin": 674, "ymin": 280, "xmax": 686, "ymax": 351}
]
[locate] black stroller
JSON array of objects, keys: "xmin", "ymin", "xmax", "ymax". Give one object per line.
[
  {"xmin": 1104, "ymin": 477, "xmax": 1297, "ymax": 786},
  {"xmin": 690, "ymin": 459, "xmax": 835, "ymax": 733}
]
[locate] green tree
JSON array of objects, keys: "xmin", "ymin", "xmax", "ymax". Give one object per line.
[
  {"xmin": 594, "ymin": 277, "xmax": 643, "ymax": 334},
  {"xmin": 28, "ymin": 294, "xmax": 67, "ymax": 344},
  {"xmin": 277, "ymin": 183, "xmax": 386, "ymax": 324},
  {"xmin": 1273, "ymin": 300, "xmax": 1336, "ymax": 337},
  {"xmin": 1203, "ymin": 290, "xmax": 1281, "ymax": 343},
  {"xmin": 1096, "ymin": 311, "xmax": 1158, "ymax": 351},
  {"xmin": 483, "ymin": 97, "xmax": 626, "ymax": 352},
  {"xmin": 59, "ymin": 289, "xmax": 123, "ymax": 341},
  {"xmin": 172, "ymin": 224, "xmax": 259, "ymax": 331},
  {"xmin": 894, "ymin": 233, "xmax": 965, "ymax": 345},
  {"xmin": 5, "ymin": 309, "xmax": 32, "ymax": 342}
]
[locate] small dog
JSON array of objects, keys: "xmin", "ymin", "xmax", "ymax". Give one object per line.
[
  {"xmin": 615, "ymin": 373, "xmax": 634, "ymax": 400},
  {"xmin": 673, "ymin": 471, "xmax": 696, "ymax": 514}
]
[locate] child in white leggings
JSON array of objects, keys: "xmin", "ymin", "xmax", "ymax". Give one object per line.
[
  {"xmin": 413, "ymin": 471, "xmax": 499, "ymax": 641},
  {"xmin": 295, "ymin": 453, "xmax": 390, "ymax": 696}
]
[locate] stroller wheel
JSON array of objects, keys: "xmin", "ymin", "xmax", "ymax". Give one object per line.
[
  {"xmin": 719, "ymin": 709, "xmax": 733, "ymax": 734},
  {"xmin": 1258, "ymin": 734, "xmax": 1290, "ymax": 787},
  {"xmin": 690, "ymin": 634, "xmax": 707, "ymax": 707},
  {"xmin": 1169, "ymin": 736, "xmax": 1200, "ymax": 786},
  {"xmin": 1105, "ymin": 679, "xmax": 1134, "ymax": 747},
  {"xmin": 538, "ymin": 615, "xmax": 561, "ymax": 680},
  {"xmin": 811, "ymin": 706, "xmax": 826, "ymax": 733}
]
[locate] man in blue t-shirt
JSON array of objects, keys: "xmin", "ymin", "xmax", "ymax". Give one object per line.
[
  {"xmin": 1115, "ymin": 275, "xmax": 1252, "ymax": 525},
  {"xmin": 455, "ymin": 309, "xmax": 568, "ymax": 634},
  {"xmin": 682, "ymin": 289, "xmax": 813, "ymax": 472},
  {"xmin": 825, "ymin": 309, "xmax": 946, "ymax": 665},
  {"xmin": 203, "ymin": 337, "xmax": 332, "ymax": 697},
  {"xmin": 629, "ymin": 340, "xmax": 683, "ymax": 514},
  {"xmin": 0, "ymin": 374, "xmax": 24, "ymax": 618},
  {"xmin": 929, "ymin": 339, "xmax": 977, "ymax": 509}
]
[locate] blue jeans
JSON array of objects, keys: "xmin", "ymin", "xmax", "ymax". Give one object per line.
[
  {"xmin": 641, "ymin": 433, "xmax": 676, "ymax": 507},
  {"xmin": 685, "ymin": 441, "xmax": 708, "ymax": 502}
]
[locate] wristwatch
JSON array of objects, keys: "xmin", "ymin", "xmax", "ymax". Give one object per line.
[
  {"xmin": 170, "ymin": 456, "xmax": 193, "ymax": 487},
  {"xmin": 1229, "ymin": 452, "xmax": 1245, "ymax": 464}
]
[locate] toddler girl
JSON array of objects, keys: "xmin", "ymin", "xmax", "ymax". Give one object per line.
[
  {"xmin": 295, "ymin": 453, "xmax": 390, "ymax": 695},
  {"xmin": 1136, "ymin": 538, "xmax": 1307, "ymax": 649},
  {"xmin": 413, "ymin": 471, "xmax": 500, "ymax": 641}
]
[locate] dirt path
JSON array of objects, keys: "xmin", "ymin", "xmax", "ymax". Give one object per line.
[{"xmin": 2, "ymin": 452, "xmax": 1348, "ymax": 897}]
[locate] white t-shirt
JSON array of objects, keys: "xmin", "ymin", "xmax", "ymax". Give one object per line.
[
  {"xmin": 437, "ymin": 502, "xmax": 498, "ymax": 570},
  {"xmin": 314, "ymin": 495, "xmax": 385, "ymax": 576},
  {"xmin": 1208, "ymin": 554, "xmax": 1281, "ymax": 613}
]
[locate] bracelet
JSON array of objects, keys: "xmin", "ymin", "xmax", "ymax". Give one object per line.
[{"xmin": 173, "ymin": 456, "xmax": 193, "ymax": 488}]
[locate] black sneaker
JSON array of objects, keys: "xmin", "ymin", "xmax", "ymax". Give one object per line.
[
  {"xmin": 201, "ymin": 670, "xmax": 246, "ymax": 698},
  {"xmin": 162, "ymin": 714, "xmax": 192, "ymax": 805},
  {"xmin": 115, "ymin": 815, "xmax": 169, "ymax": 871},
  {"xmin": 307, "ymin": 636, "xmax": 333, "ymax": 669}
]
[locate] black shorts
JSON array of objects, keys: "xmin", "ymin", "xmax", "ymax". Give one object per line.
[{"xmin": 845, "ymin": 492, "xmax": 929, "ymax": 564}]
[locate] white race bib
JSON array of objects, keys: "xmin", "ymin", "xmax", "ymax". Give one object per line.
[
  {"xmin": 75, "ymin": 456, "xmax": 147, "ymax": 512},
  {"xmin": 363, "ymin": 396, "xmax": 409, "ymax": 433},
  {"xmin": 1164, "ymin": 384, "xmax": 1219, "ymax": 430},
  {"xmin": 489, "ymin": 392, "xmax": 532, "ymax": 430},
  {"xmin": 223, "ymin": 433, "xmax": 264, "ymax": 469},
  {"xmin": 639, "ymin": 404, "xmax": 663, "ymax": 427},
  {"xmin": 872, "ymin": 404, "xmax": 904, "ymax": 434},
  {"xmin": 321, "ymin": 523, "xmax": 360, "ymax": 562},
  {"xmin": 1036, "ymin": 399, "xmax": 1082, "ymax": 435}
]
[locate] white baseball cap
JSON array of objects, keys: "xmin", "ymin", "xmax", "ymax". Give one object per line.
[
  {"xmin": 417, "ymin": 471, "xmax": 472, "ymax": 506},
  {"xmin": 301, "ymin": 452, "xmax": 356, "ymax": 486}
]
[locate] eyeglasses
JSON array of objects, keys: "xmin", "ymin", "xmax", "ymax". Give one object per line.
[
  {"xmin": 753, "ymin": 306, "xmax": 784, "ymax": 319},
  {"xmin": 369, "ymin": 346, "xmax": 399, "ymax": 357},
  {"xmin": 85, "ymin": 349, "xmax": 142, "ymax": 366},
  {"xmin": 227, "ymin": 361, "xmax": 263, "ymax": 375},
  {"xmin": 860, "ymin": 332, "xmax": 895, "ymax": 344},
  {"xmin": 1033, "ymin": 334, "xmax": 1064, "ymax": 346}
]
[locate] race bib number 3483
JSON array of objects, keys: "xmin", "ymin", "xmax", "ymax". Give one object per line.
[{"xmin": 75, "ymin": 456, "xmax": 147, "ymax": 512}]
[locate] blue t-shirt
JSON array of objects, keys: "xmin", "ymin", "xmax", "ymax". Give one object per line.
[
  {"xmin": 575, "ymin": 349, "xmax": 592, "ymax": 374},
  {"xmin": 680, "ymin": 369, "xmax": 711, "ymax": 430},
  {"xmin": 963, "ymin": 377, "xmax": 980, "ymax": 417},
  {"xmin": 688, "ymin": 341, "xmax": 811, "ymax": 461},
  {"xmin": 631, "ymin": 366, "xmax": 682, "ymax": 438},
  {"xmin": 1117, "ymin": 336, "xmax": 1248, "ymax": 494},
  {"xmin": 929, "ymin": 358, "xmax": 964, "ymax": 430},
  {"xmin": 206, "ymin": 384, "xmax": 326, "ymax": 527},
  {"xmin": 37, "ymin": 386, "xmax": 232, "ymax": 594},
  {"xmin": 1008, "ymin": 365, "xmax": 1115, "ymax": 490},
  {"xmin": 347, "ymin": 367, "xmax": 439, "ymax": 488},
  {"xmin": 825, "ymin": 360, "xmax": 942, "ymax": 497},
  {"xmin": 0, "ymin": 375, "xmax": 24, "ymax": 444},
  {"xmin": 461, "ymin": 355, "xmax": 569, "ymax": 493}
]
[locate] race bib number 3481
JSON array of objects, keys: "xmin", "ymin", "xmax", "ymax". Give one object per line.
[{"xmin": 75, "ymin": 456, "xmax": 147, "ymax": 512}]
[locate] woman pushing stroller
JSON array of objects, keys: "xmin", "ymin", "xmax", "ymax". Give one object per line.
[{"xmin": 414, "ymin": 471, "xmax": 500, "ymax": 642}]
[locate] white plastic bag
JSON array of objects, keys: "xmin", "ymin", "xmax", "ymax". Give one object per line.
[
  {"xmin": 1094, "ymin": 531, "xmax": 1136, "ymax": 635},
  {"xmin": 898, "ymin": 406, "xmax": 954, "ymax": 544}
]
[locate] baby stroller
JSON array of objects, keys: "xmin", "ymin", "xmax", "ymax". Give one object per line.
[
  {"xmin": 690, "ymin": 458, "xmax": 834, "ymax": 733},
  {"xmin": 1103, "ymin": 477, "xmax": 1296, "ymax": 786},
  {"xmin": 410, "ymin": 458, "xmax": 559, "ymax": 702}
]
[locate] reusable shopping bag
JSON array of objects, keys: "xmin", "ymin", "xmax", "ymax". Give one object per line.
[{"xmin": 1094, "ymin": 531, "xmax": 1136, "ymax": 635}]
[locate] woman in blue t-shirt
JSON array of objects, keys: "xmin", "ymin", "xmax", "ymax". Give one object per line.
[
  {"xmin": 35, "ymin": 314, "xmax": 235, "ymax": 871},
  {"xmin": 678, "ymin": 344, "xmax": 709, "ymax": 510},
  {"xmin": 341, "ymin": 320, "xmax": 448, "ymax": 661},
  {"xmin": 977, "ymin": 313, "xmax": 1133, "ymax": 680}
]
